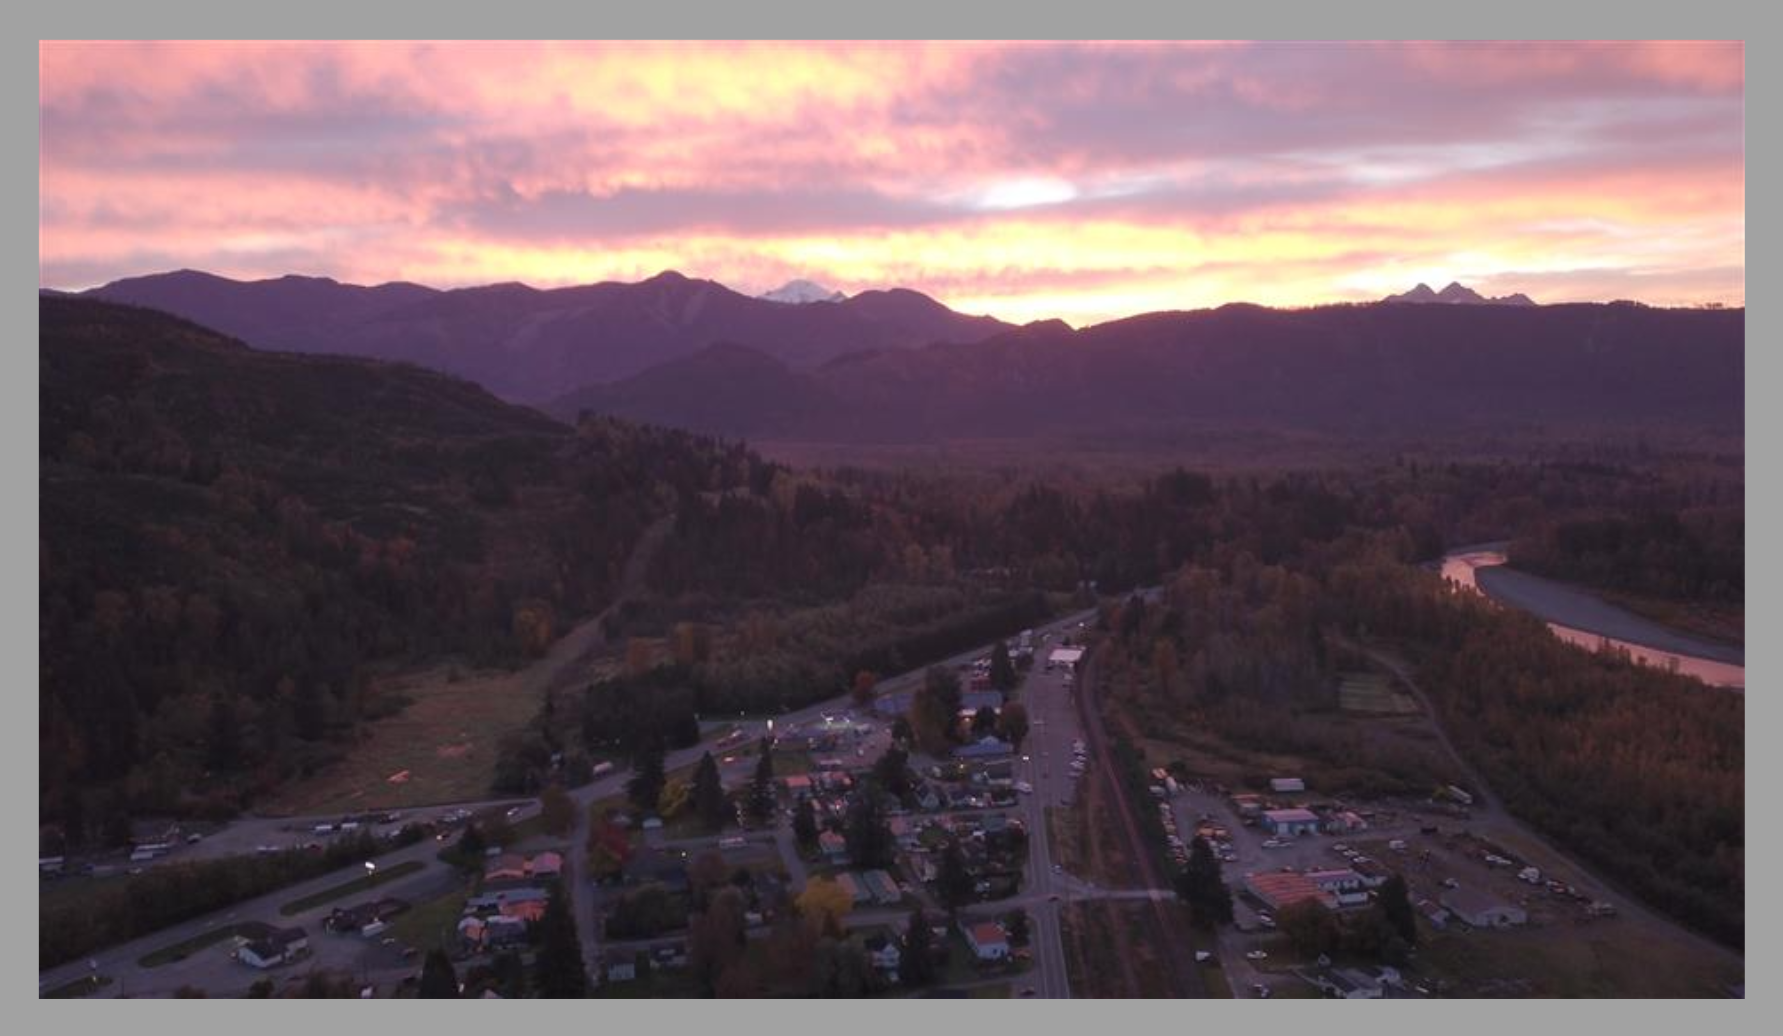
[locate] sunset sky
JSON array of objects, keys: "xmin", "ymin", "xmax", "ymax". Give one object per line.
[{"xmin": 38, "ymin": 40, "xmax": 1744, "ymax": 325}]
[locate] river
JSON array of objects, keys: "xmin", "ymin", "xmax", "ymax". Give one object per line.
[{"xmin": 1440, "ymin": 544, "xmax": 1744, "ymax": 690}]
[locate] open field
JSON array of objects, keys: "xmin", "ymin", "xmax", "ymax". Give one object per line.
[
  {"xmin": 261, "ymin": 664, "xmax": 561, "ymax": 815},
  {"xmin": 1416, "ymin": 923, "xmax": 1741, "ymax": 998},
  {"xmin": 385, "ymin": 887, "xmax": 470, "ymax": 954},
  {"xmin": 1337, "ymin": 671, "xmax": 1419, "ymax": 715}
]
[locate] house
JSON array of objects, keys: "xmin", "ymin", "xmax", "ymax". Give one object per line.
[
  {"xmin": 859, "ymin": 869, "xmax": 903, "ymax": 906},
  {"xmin": 1352, "ymin": 859, "xmax": 1394, "ymax": 888},
  {"xmin": 834, "ymin": 871, "xmax": 867, "ymax": 905},
  {"xmin": 1269, "ymin": 777, "xmax": 1306, "ymax": 794},
  {"xmin": 531, "ymin": 851, "xmax": 565, "ymax": 879},
  {"xmin": 863, "ymin": 933, "xmax": 902, "ymax": 973},
  {"xmin": 783, "ymin": 774, "xmax": 814, "ymax": 796},
  {"xmin": 1243, "ymin": 871, "xmax": 1337, "ymax": 913},
  {"xmin": 484, "ymin": 852, "xmax": 529, "ymax": 883},
  {"xmin": 1326, "ymin": 810, "xmax": 1368, "ymax": 834},
  {"xmin": 500, "ymin": 897, "xmax": 548, "ymax": 924},
  {"xmin": 1230, "ymin": 793, "xmax": 1264, "ymax": 819},
  {"xmin": 466, "ymin": 886, "xmax": 551, "ymax": 914},
  {"xmin": 456, "ymin": 915, "xmax": 487, "ymax": 952},
  {"xmin": 954, "ymin": 736, "xmax": 1013, "ymax": 760},
  {"xmin": 485, "ymin": 915, "xmax": 529, "ymax": 948},
  {"xmin": 237, "ymin": 926, "xmax": 309, "ymax": 969},
  {"xmin": 1047, "ymin": 647, "xmax": 1085, "ymax": 668},
  {"xmin": 1310, "ymin": 967, "xmax": 1398, "ymax": 999},
  {"xmin": 1304, "ymin": 868, "xmax": 1370, "ymax": 908},
  {"xmin": 961, "ymin": 920, "xmax": 1010, "ymax": 962},
  {"xmin": 818, "ymin": 831, "xmax": 850, "ymax": 865},
  {"xmin": 1441, "ymin": 887, "xmax": 1528, "ymax": 928},
  {"xmin": 1260, "ymin": 808, "xmax": 1321, "ymax": 837}
]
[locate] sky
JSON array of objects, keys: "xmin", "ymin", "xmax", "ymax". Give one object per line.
[{"xmin": 39, "ymin": 41, "xmax": 1744, "ymax": 326}]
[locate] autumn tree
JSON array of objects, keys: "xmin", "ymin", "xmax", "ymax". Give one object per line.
[
  {"xmin": 539, "ymin": 784, "xmax": 576, "ymax": 837},
  {"xmin": 796, "ymin": 876, "xmax": 853, "ymax": 937},
  {"xmin": 997, "ymin": 701, "xmax": 1030, "ymax": 750},
  {"xmin": 689, "ymin": 886, "xmax": 748, "ymax": 994},
  {"xmin": 851, "ymin": 670, "xmax": 878, "ymax": 710}
]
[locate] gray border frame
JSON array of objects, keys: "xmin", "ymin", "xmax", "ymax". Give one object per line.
[{"xmin": 14, "ymin": 1, "xmax": 1767, "ymax": 1021}]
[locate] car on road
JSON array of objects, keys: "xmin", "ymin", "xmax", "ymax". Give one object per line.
[
  {"xmin": 1019, "ymin": 987, "xmax": 1037, "ymax": 998},
  {"xmin": 1194, "ymin": 951, "xmax": 1213, "ymax": 963},
  {"xmin": 1246, "ymin": 950, "xmax": 1269, "ymax": 961},
  {"xmin": 1261, "ymin": 838, "xmax": 1288, "ymax": 849},
  {"xmin": 1252, "ymin": 983, "xmax": 1272, "ymax": 998}
]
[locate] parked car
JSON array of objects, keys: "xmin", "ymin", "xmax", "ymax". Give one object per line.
[{"xmin": 1246, "ymin": 950, "xmax": 1269, "ymax": 961}]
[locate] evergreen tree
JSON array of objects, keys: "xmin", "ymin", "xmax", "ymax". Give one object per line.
[
  {"xmin": 627, "ymin": 740, "xmax": 666, "ymax": 816},
  {"xmin": 451, "ymin": 822, "xmax": 487, "ymax": 872},
  {"xmin": 532, "ymin": 885, "xmax": 588, "ymax": 998},
  {"xmin": 204, "ymin": 696, "xmax": 239, "ymax": 772},
  {"xmin": 1174, "ymin": 835, "xmax": 1235, "ymax": 929},
  {"xmin": 936, "ymin": 837, "xmax": 974, "ymax": 912},
  {"xmin": 899, "ymin": 908, "xmax": 936, "ymax": 986},
  {"xmin": 693, "ymin": 751, "xmax": 729, "ymax": 829},
  {"xmin": 748, "ymin": 737, "xmax": 777, "ymax": 822},
  {"xmin": 989, "ymin": 640, "xmax": 1018, "ymax": 691},
  {"xmin": 844, "ymin": 791, "xmax": 894, "ymax": 870},
  {"xmin": 418, "ymin": 948, "xmax": 460, "ymax": 998},
  {"xmin": 1376, "ymin": 874, "xmax": 1418, "ymax": 946},
  {"xmin": 791, "ymin": 794, "xmax": 819, "ymax": 849}
]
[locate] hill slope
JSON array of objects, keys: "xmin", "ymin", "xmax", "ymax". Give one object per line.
[
  {"xmin": 38, "ymin": 296, "xmax": 774, "ymax": 830},
  {"xmin": 82, "ymin": 269, "xmax": 1012, "ymax": 400}
]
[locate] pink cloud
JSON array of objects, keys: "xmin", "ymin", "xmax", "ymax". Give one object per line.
[{"xmin": 39, "ymin": 41, "xmax": 1744, "ymax": 316}]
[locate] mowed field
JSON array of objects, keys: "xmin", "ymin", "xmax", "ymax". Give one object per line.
[
  {"xmin": 262, "ymin": 660, "xmax": 610, "ymax": 815},
  {"xmin": 1338, "ymin": 671, "xmax": 1420, "ymax": 715}
]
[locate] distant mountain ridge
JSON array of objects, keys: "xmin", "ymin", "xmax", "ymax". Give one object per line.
[
  {"xmin": 547, "ymin": 301, "xmax": 1742, "ymax": 446},
  {"xmin": 76, "ymin": 269, "xmax": 1012, "ymax": 401},
  {"xmin": 1384, "ymin": 281, "xmax": 1538, "ymax": 306}
]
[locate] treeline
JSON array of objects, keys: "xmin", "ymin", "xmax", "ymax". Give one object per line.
[
  {"xmin": 493, "ymin": 585, "xmax": 1051, "ymax": 792},
  {"xmin": 1509, "ymin": 506, "xmax": 1743, "ymax": 604},
  {"xmin": 41, "ymin": 827, "xmax": 425, "ymax": 968}
]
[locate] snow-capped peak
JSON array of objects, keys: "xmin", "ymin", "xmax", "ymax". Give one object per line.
[{"xmin": 760, "ymin": 279, "xmax": 847, "ymax": 305}]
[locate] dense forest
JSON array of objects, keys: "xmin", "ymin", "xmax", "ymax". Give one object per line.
[
  {"xmin": 1509, "ymin": 506, "xmax": 1744, "ymax": 605},
  {"xmin": 39, "ymin": 299, "xmax": 770, "ymax": 842}
]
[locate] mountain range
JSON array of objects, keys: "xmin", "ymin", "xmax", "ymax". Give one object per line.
[
  {"xmin": 1383, "ymin": 281, "xmax": 1538, "ymax": 306},
  {"xmin": 72, "ymin": 269, "xmax": 1010, "ymax": 401},
  {"xmin": 545, "ymin": 301, "xmax": 1742, "ymax": 446}
]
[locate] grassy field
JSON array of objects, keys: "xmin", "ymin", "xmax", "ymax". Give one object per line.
[
  {"xmin": 1415, "ymin": 923, "xmax": 1741, "ymax": 997},
  {"xmin": 137, "ymin": 923, "xmax": 257, "ymax": 968},
  {"xmin": 385, "ymin": 887, "xmax": 470, "ymax": 954},
  {"xmin": 42, "ymin": 974, "xmax": 114, "ymax": 998},
  {"xmin": 1337, "ymin": 671, "xmax": 1420, "ymax": 715},
  {"xmin": 263, "ymin": 659, "xmax": 613, "ymax": 815},
  {"xmin": 279, "ymin": 859, "xmax": 427, "ymax": 916}
]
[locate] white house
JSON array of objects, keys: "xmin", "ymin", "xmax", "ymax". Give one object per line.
[
  {"xmin": 1441, "ymin": 887, "xmax": 1528, "ymax": 928},
  {"xmin": 961, "ymin": 920, "xmax": 1010, "ymax": 963},
  {"xmin": 1261, "ymin": 808, "xmax": 1321, "ymax": 837}
]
